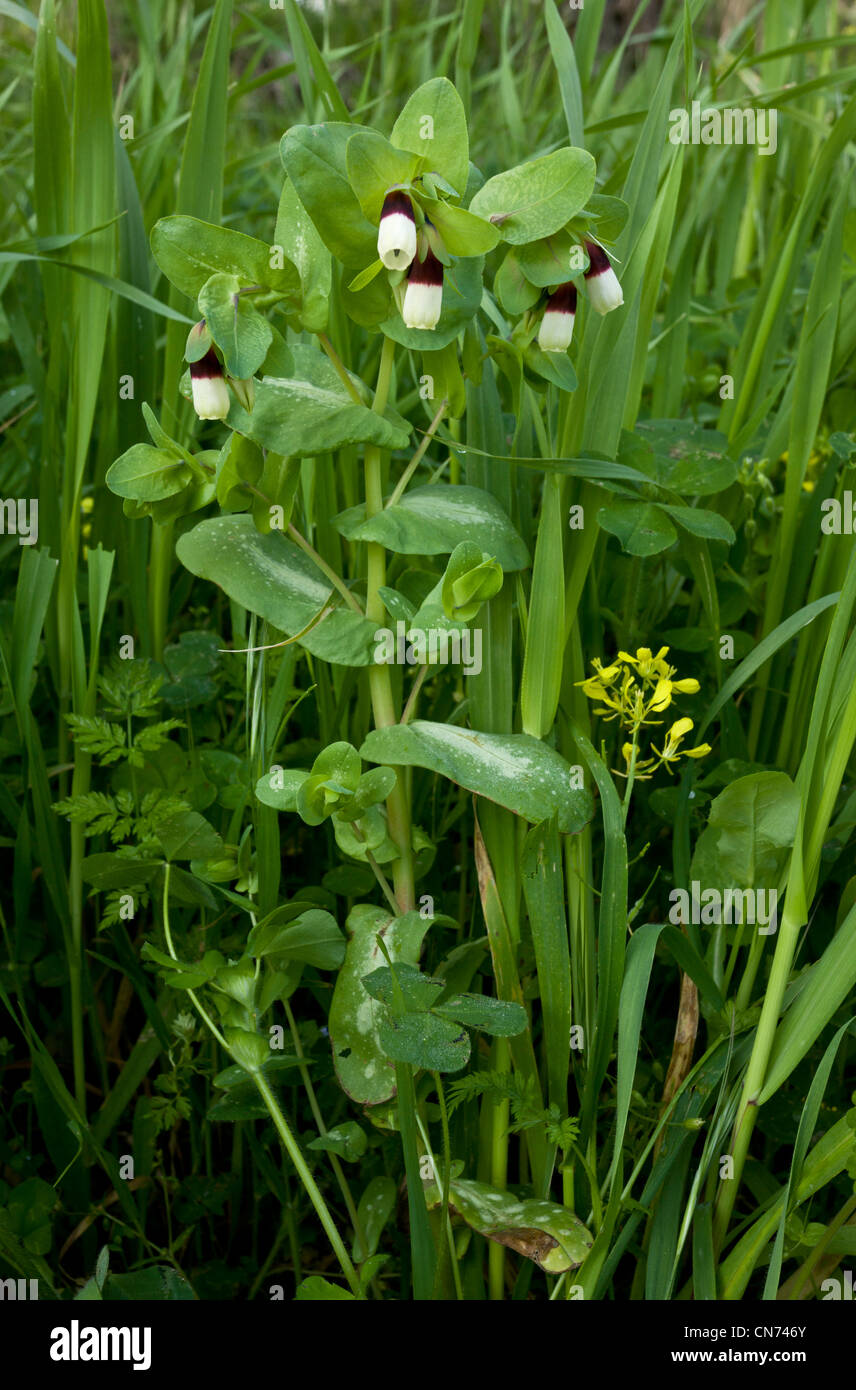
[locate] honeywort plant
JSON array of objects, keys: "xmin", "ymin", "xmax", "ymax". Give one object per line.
[{"xmin": 1, "ymin": 0, "xmax": 855, "ymax": 1304}]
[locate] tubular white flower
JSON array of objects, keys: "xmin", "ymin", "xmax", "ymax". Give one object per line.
[
  {"xmin": 538, "ymin": 283, "xmax": 577, "ymax": 352},
  {"xmin": 584, "ymin": 241, "xmax": 623, "ymax": 315},
  {"xmin": 190, "ymin": 348, "xmax": 230, "ymax": 420},
  {"xmin": 402, "ymin": 246, "xmax": 443, "ymax": 330},
  {"xmin": 378, "ymin": 190, "xmax": 417, "ymax": 270}
]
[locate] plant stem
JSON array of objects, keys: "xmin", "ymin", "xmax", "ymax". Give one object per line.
[
  {"xmin": 160, "ymin": 867, "xmax": 360, "ymax": 1295},
  {"xmin": 488, "ymin": 1036, "xmax": 510, "ymax": 1300},
  {"xmin": 365, "ymin": 334, "xmax": 415, "ymax": 912},
  {"xmin": 253, "ymin": 1071, "xmax": 362, "ymax": 1298}
]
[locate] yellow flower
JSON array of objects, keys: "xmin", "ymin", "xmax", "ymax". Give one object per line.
[
  {"xmin": 647, "ymin": 677, "xmax": 673, "ymax": 712},
  {"xmin": 652, "ymin": 717, "xmax": 712, "ymax": 768}
]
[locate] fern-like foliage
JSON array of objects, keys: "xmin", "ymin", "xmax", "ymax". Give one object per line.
[
  {"xmin": 64, "ymin": 716, "xmax": 127, "ymax": 764},
  {"xmin": 446, "ymin": 1069, "xmax": 579, "ymax": 1153}
]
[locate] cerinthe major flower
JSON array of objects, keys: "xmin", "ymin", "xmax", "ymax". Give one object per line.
[
  {"xmin": 584, "ymin": 240, "xmax": 623, "ymax": 315},
  {"xmin": 403, "ymin": 244, "xmax": 443, "ymax": 330},
  {"xmin": 378, "ymin": 190, "xmax": 418, "ymax": 271},
  {"xmin": 190, "ymin": 347, "xmax": 231, "ymax": 421},
  {"xmin": 538, "ymin": 282, "xmax": 577, "ymax": 353}
]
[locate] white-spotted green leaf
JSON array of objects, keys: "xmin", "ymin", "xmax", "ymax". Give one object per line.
[
  {"xmin": 333, "ymin": 484, "xmax": 528, "ymax": 570},
  {"xmin": 360, "ymin": 721, "xmax": 594, "ymax": 833},
  {"xmin": 328, "ymin": 906, "xmax": 432, "ymax": 1105},
  {"xmin": 176, "ymin": 514, "xmax": 381, "ymax": 666},
  {"xmin": 226, "ymin": 346, "xmax": 410, "ymax": 457},
  {"xmin": 423, "ymin": 1178, "xmax": 594, "ymax": 1271}
]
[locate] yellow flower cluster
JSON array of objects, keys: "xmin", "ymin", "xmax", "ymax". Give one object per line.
[{"xmin": 577, "ymin": 646, "xmax": 712, "ymax": 780}]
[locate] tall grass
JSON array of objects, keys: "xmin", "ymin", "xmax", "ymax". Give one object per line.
[{"xmin": 0, "ymin": 0, "xmax": 854, "ymax": 1304}]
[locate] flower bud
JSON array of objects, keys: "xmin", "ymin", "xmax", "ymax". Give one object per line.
[
  {"xmin": 230, "ymin": 376, "xmax": 255, "ymax": 413},
  {"xmin": 190, "ymin": 347, "xmax": 230, "ymax": 420},
  {"xmin": 378, "ymin": 190, "xmax": 418, "ymax": 270},
  {"xmin": 538, "ymin": 282, "xmax": 577, "ymax": 352},
  {"xmin": 402, "ymin": 246, "xmax": 443, "ymax": 330},
  {"xmin": 583, "ymin": 241, "xmax": 623, "ymax": 314},
  {"xmin": 441, "ymin": 542, "xmax": 504, "ymax": 621}
]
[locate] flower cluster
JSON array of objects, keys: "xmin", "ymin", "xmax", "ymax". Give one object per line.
[
  {"xmin": 578, "ymin": 646, "xmax": 711, "ymax": 779},
  {"xmin": 537, "ymin": 241, "xmax": 623, "ymax": 353},
  {"xmin": 377, "ymin": 191, "xmax": 446, "ymax": 330}
]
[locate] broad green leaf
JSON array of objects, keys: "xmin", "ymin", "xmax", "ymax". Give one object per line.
[
  {"xmin": 360, "ymin": 721, "xmax": 594, "ymax": 833},
  {"xmin": 494, "ymin": 249, "xmax": 541, "ymax": 315},
  {"xmin": 248, "ymin": 907, "xmax": 345, "ymax": 970},
  {"xmin": 597, "ymin": 501, "xmax": 678, "ymax": 556},
  {"xmin": 424, "ymin": 1178, "xmax": 593, "ymax": 1270},
  {"xmin": 151, "ymin": 215, "xmax": 299, "ymax": 301},
  {"xmin": 216, "ymin": 432, "xmax": 264, "ymax": 512},
  {"xmin": 197, "ymin": 272, "xmax": 272, "ymax": 379},
  {"xmin": 619, "ymin": 421, "xmax": 737, "ymax": 496},
  {"xmin": 226, "ymin": 345, "xmax": 410, "ymax": 456},
  {"xmin": 525, "ymin": 342, "xmax": 577, "ymax": 392},
  {"xmin": 352, "ymin": 1176, "xmax": 396, "ymax": 1263},
  {"xmin": 275, "ymin": 176, "xmax": 331, "ymax": 333},
  {"xmin": 346, "ymin": 131, "xmax": 419, "ymax": 222},
  {"xmin": 517, "ymin": 231, "xmax": 575, "ymax": 287},
  {"xmin": 690, "ymin": 773, "xmax": 800, "ymax": 901},
  {"xmin": 328, "ymin": 906, "xmax": 432, "ymax": 1105},
  {"xmin": 417, "ymin": 194, "xmax": 500, "ymax": 257},
  {"xmin": 280, "ymin": 123, "xmax": 378, "ymax": 267},
  {"xmin": 154, "ymin": 811, "xmax": 223, "ymax": 862},
  {"xmin": 378, "ymin": 1011, "xmax": 470, "ymax": 1071},
  {"xmin": 662, "ymin": 504, "xmax": 735, "ymax": 545},
  {"xmin": 391, "ymin": 78, "xmax": 469, "ymax": 196},
  {"xmin": 176, "ymin": 515, "xmax": 380, "ymax": 666},
  {"xmin": 224, "ymin": 1028, "xmax": 270, "ymax": 1073},
  {"xmin": 584, "ymin": 193, "xmax": 630, "ymax": 243},
  {"xmin": 469, "ymin": 147, "xmax": 596, "ymax": 245},
  {"xmin": 254, "ymin": 768, "xmax": 311, "ymax": 812},
  {"xmin": 432, "ymin": 992, "xmax": 527, "ymax": 1035},
  {"xmin": 362, "ymin": 962, "xmax": 444, "ymax": 1012},
  {"xmin": 333, "ymin": 484, "xmax": 528, "ymax": 570},
  {"xmin": 106, "ymin": 445, "xmax": 190, "ymax": 502},
  {"xmin": 307, "ymin": 1122, "xmax": 367, "ymax": 1162}
]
